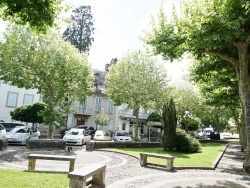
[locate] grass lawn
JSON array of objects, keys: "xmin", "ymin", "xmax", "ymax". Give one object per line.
[
  {"xmin": 0, "ymin": 169, "xmax": 68, "ymax": 188},
  {"xmin": 101, "ymin": 142, "xmax": 227, "ymax": 167}
]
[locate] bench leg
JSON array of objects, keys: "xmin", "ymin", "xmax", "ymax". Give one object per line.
[
  {"xmin": 92, "ymin": 169, "xmax": 105, "ymax": 186},
  {"xmin": 28, "ymin": 158, "xmax": 36, "ymax": 170},
  {"xmin": 69, "ymin": 178, "xmax": 87, "ymax": 188},
  {"xmin": 140, "ymin": 154, "xmax": 147, "ymax": 166},
  {"xmin": 166, "ymin": 159, "xmax": 174, "ymax": 171},
  {"xmin": 69, "ymin": 160, "xmax": 75, "ymax": 172}
]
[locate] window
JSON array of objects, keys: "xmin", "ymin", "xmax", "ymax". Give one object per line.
[
  {"xmin": 23, "ymin": 94, "xmax": 34, "ymax": 105},
  {"xmin": 122, "ymin": 123, "xmax": 126, "ymax": 130},
  {"xmin": 6, "ymin": 92, "xmax": 18, "ymax": 107},
  {"xmin": 107, "ymin": 99, "xmax": 114, "ymax": 113},
  {"xmin": 94, "ymin": 97, "xmax": 102, "ymax": 112}
]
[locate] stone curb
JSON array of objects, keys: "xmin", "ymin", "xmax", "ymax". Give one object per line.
[{"xmin": 97, "ymin": 144, "xmax": 229, "ymax": 171}]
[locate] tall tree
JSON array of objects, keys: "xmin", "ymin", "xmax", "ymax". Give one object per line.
[
  {"xmin": 0, "ymin": 24, "xmax": 94, "ymax": 138},
  {"xmin": 105, "ymin": 51, "xmax": 168, "ymax": 139},
  {"xmin": 143, "ymin": 0, "xmax": 250, "ymax": 173},
  {"xmin": 162, "ymin": 98, "xmax": 177, "ymax": 151},
  {"xmin": 0, "ymin": 0, "xmax": 63, "ymax": 32},
  {"xmin": 190, "ymin": 56, "xmax": 243, "ymax": 146},
  {"xmin": 63, "ymin": 5, "xmax": 94, "ymax": 54}
]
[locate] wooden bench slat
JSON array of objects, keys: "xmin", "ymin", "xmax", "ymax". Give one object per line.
[
  {"xmin": 28, "ymin": 154, "xmax": 75, "ymax": 160},
  {"xmin": 28, "ymin": 154, "xmax": 76, "ymax": 172}
]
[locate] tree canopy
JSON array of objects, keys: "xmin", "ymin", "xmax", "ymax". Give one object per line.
[
  {"xmin": 10, "ymin": 102, "xmax": 46, "ymax": 125},
  {"xmin": 143, "ymin": 0, "xmax": 250, "ymax": 172},
  {"xmin": 0, "ymin": 24, "xmax": 94, "ymax": 138},
  {"xmin": 0, "ymin": 0, "xmax": 63, "ymax": 32},
  {"xmin": 63, "ymin": 5, "xmax": 94, "ymax": 54},
  {"xmin": 105, "ymin": 50, "xmax": 168, "ymax": 138}
]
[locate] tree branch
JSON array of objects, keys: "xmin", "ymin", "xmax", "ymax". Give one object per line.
[{"xmin": 204, "ymin": 49, "xmax": 239, "ymax": 66}]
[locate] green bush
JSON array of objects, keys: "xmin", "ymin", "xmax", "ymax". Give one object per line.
[{"xmin": 176, "ymin": 129, "xmax": 201, "ymax": 153}]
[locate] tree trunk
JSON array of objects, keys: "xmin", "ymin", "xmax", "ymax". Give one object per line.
[
  {"xmin": 237, "ymin": 43, "xmax": 250, "ymax": 173},
  {"xmin": 47, "ymin": 123, "xmax": 53, "ymax": 139}
]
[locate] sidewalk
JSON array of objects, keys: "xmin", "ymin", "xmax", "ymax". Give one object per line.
[{"xmin": 0, "ymin": 142, "xmax": 250, "ymax": 187}]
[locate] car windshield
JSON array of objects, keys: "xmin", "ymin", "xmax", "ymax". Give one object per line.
[
  {"xmin": 116, "ymin": 132, "xmax": 129, "ymax": 136},
  {"xmin": 204, "ymin": 130, "xmax": 213, "ymax": 133},
  {"xmin": 68, "ymin": 130, "xmax": 82, "ymax": 135},
  {"xmin": 10, "ymin": 127, "xmax": 29, "ymax": 133}
]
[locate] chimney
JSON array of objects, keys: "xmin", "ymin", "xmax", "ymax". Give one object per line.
[{"xmin": 105, "ymin": 64, "xmax": 109, "ymax": 71}]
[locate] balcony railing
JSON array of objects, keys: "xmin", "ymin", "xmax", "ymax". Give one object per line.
[{"xmin": 73, "ymin": 106, "xmax": 92, "ymax": 115}]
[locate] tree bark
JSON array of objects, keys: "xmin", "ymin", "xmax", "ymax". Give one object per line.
[
  {"xmin": 47, "ymin": 123, "xmax": 53, "ymax": 139},
  {"xmin": 237, "ymin": 43, "xmax": 250, "ymax": 173}
]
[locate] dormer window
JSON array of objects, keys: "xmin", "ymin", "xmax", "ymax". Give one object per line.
[{"xmin": 94, "ymin": 72, "xmax": 100, "ymax": 80}]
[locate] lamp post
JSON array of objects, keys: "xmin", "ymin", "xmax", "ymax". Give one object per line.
[{"xmin": 185, "ymin": 109, "xmax": 190, "ymax": 133}]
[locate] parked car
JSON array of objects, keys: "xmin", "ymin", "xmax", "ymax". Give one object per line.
[
  {"xmin": 113, "ymin": 131, "xmax": 132, "ymax": 142},
  {"xmin": 0, "ymin": 122, "xmax": 25, "ymax": 132},
  {"xmin": 203, "ymin": 128, "xmax": 214, "ymax": 138},
  {"xmin": 0, "ymin": 124, "xmax": 6, "ymax": 139},
  {"xmin": 5, "ymin": 126, "xmax": 40, "ymax": 145},
  {"xmin": 60, "ymin": 125, "xmax": 95, "ymax": 138},
  {"xmin": 63, "ymin": 128, "xmax": 91, "ymax": 145},
  {"xmin": 93, "ymin": 130, "xmax": 112, "ymax": 141}
]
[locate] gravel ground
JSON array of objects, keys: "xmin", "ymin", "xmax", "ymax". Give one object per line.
[{"xmin": 0, "ymin": 143, "xmax": 250, "ymax": 188}]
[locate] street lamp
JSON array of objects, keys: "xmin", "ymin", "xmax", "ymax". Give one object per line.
[{"xmin": 185, "ymin": 109, "xmax": 190, "ymax": 133}]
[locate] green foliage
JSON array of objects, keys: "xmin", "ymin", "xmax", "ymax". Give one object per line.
[
  {"xmin": 10, "ymin": 102, "xmax": 45, "ymax": 124},
  {"xmin": 105, "ymin": 50, "xmax": 168, "ymax": 138},
  {"xmin": 147, "ymin": 112, "xmax": 161, "ymax": 122},
  {"xmin": 63, "ymin": 5, "xmax": 94, "ymax": 54},
  {"xmin": 162, "ymin": 98, "xmax": 177, "ymax": 151},
  {"xmin": 176, "ymin": 128, "xmax": 201, "ymax": 153},
  {"xmin": 0, "ymin": 0, "xmax": 64, "ymax": 32},
  {"xmin": 0, "ymin": 24, "xmax": 94, "ymax": 138},
  {"xmin": 96, "ymin": 113, "xmax": 109, "ymax": 128}
]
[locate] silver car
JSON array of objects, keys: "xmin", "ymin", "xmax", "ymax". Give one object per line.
[{"xmin": 5, "ymin": 126, "xmax": 40, "ymax": 145}]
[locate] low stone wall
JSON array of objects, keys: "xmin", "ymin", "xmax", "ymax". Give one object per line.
[
  {"xmin": 86, "ymin": 141, "xmax": 161, "ymax": 151},
  {"xmin": 26, "ymin": 139, "xmax": 66, "ymax": 150},
  {"xmin": 0, "ymin": 139, "xmax": 7, "ymax": 151}
]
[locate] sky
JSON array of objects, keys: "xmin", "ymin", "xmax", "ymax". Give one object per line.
[
  {"xmin": 0, "ymin": 0, "xmax": 190, "ymax": 84},
  {"xmin": 66, "ymin": 0, "xmax": 190, "ymax": 84}
]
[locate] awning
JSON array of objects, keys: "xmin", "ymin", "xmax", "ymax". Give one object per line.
[{"xmin": 120, "ymin": 116, "xmax": 147, "ymax": 123}]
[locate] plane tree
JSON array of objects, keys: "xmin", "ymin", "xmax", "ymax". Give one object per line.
[
  {"xmin": 143, "ymin": 0, "xmax": 250, "ymax": 173},
  {"xmin": 0, "ymin": 24, "xmax": 94, "ymax": 138},
  {"xmin": 0, "ymin": 0, "xmax": 64, "ymax": 32},
  {"xmin": 105, "ymin": 50, "xmax": 168, "ymax": 139},
  {"xmin": 190, "ymin": 56, "xmax": 243, "ymax": 147}
]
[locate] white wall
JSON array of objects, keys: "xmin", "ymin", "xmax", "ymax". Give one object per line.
[{"xmin": 0, "ymin": 80, "xmax": 41, "ymax": 122}]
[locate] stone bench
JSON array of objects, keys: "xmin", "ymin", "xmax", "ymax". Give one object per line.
[
  {"xmin": 68, "ymin": 163, "xmax": 106, "ymax": 188},
  {"xmin": 140, "ymin": 152, "xmax": 174, "ymax": 171},
  {"xmin": 28, "ymin": 154, "xmax": 76, "ymax": 172}
]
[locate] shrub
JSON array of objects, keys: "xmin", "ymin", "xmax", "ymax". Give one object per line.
[{"xmin": 176, "ymin": 129, "xmax": 201, "ymax": 153}]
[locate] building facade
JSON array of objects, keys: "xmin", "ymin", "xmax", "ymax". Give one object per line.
[{"xmin": 0, "ymin": 80, "xmax": 41, "ymax": 123}]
